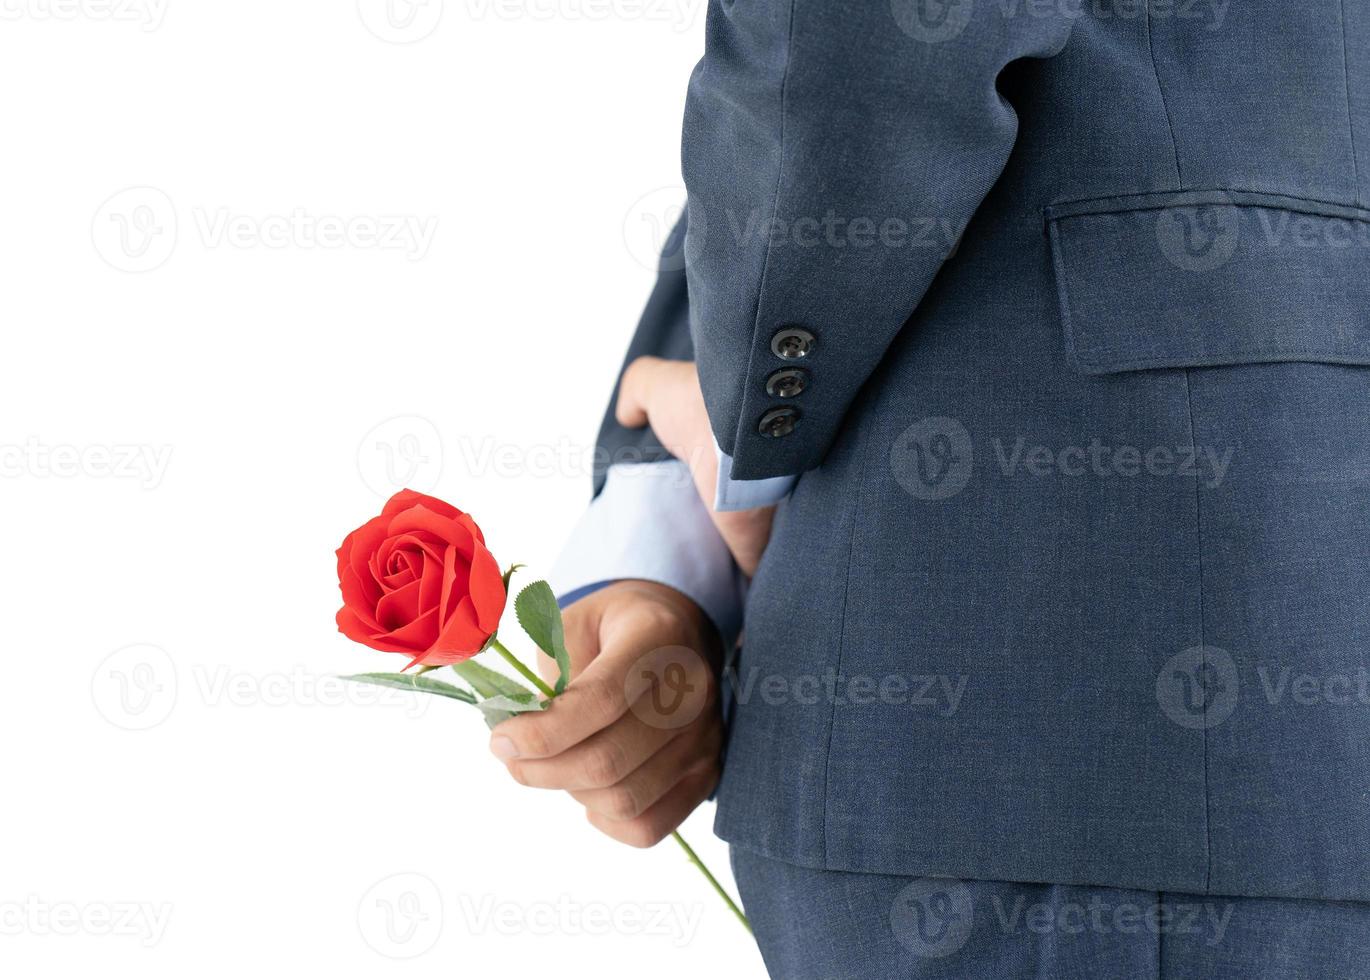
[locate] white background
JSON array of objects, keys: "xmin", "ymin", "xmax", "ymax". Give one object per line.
[{"xmin": 0, "ymin": 1, "xmax": 767, "ymax": 975}]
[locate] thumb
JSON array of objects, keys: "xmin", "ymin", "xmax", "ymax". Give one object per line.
[{"xmin": 614, "ymin": 356, "xmax": 666, "ymax": 428}]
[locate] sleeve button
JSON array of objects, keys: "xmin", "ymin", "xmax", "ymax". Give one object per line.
[
  {"xmin": 758, "ymin": 407, "xmax": 800, "ymax": 438},
  {"xmin": 770, "ymin": 327, "xmax": 815, "ymax": 360},
  {"xmin": 765, "ymin": 368, "xmax": 808, "ymax": 398}
]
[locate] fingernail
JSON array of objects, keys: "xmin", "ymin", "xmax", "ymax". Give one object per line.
[{"xmin": 489, "ymin": 735, "xmax": 519, "ymax": 762}]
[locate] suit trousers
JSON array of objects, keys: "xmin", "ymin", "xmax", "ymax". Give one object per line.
[{"xmin": 730, "ymin": 846, "xmax": 1370, "ymax": 979}]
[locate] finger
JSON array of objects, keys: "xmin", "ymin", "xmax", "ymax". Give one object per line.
[
  {"xmin": 614, "ymin": 355, "xmax": 666, "ymax": 428},
  {"xmin": 490, "ymin": 662, "xmax": 629, "ymax": 761},
  {"xmin": 570, "ymin": 722, "xmax": 722, "ymax": 821},
  {"xmin": 585, "ymin": 763, "xmax": 719, "ymax": 849},
  {"xmin": 490, "ymin": 604, "xmax": 678, "ymax": 761},
  {"xmin": 506, "ymin": 706, "xmax": 678, "ymax": 791}
]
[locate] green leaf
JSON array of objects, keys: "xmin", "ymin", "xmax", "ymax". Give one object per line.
[
  {"xmin": 340, "ymin": 672, "xmax": 477, "ymax": 704},
  {"xmin": 450, "ymin": 659, "xmax": 536, "ymax": 700},
  {"xmin": 474, "ymin": 693, "xmax": 546, "ymax": 729},
  {"xmin": 501, "ymin": 563, "xmax": 525, "ymax": 594},
  {"xmin": 515, "ymin": 580, "xmax": 571, "ymax": 695}
]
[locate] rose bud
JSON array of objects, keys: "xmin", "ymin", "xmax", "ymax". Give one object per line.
[{"xmin": 335, "ymin": 489, "xmax": 506, "ymax": 668}]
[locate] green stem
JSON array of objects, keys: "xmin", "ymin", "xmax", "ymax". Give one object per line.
[
  {"xmin": 484, "ymin": 633, "xmax": 751, "ymax": 933},
  {"xmin": 671, "ymin": 830, "xmax": 752, "ymax": 933},
  {"xmin": 488, "ymin": 636, "xmax": 555, "ymax": 699}
]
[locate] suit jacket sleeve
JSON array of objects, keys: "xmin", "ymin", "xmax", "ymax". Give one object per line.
[{"xmin": 683, "ymin": 0, "xmax": 1075, "ymax": 479}]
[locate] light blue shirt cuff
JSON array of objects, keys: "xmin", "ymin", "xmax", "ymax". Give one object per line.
[
  {"xmin": 713, "ymin": 441, "xmax": 797, "ymax": 512},
  {"xmin": 549, "ymin": 461, "xmax": 746, "ymax": 649}
]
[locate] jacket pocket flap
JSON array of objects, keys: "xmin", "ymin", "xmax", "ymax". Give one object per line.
[{"xmin": 1046, "ymin": 190, "xmax": 1370, "ymax": 375}]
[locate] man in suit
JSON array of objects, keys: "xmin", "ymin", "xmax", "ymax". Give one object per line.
[{"xmin": 487, "ymin": 0, "xmax": 1370, "ymax": 974}]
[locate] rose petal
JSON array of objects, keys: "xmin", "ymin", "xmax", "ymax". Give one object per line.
[
  {"xmin": 382, "ymin": 489, "xmax": 465, "ymax": 523},
  {"xmin": 466, "ymin": 538, "xmax": 506, "ymax": 633},
  {"xmin": 438, "ymin": 544, "xmax": 473, "ymax": 626},
  {"xmin": 387, "ymin": 505, "xmax": 477, "ymax": 560},
  {"xmin": 427, "ymin": 595, "xmax": 489, "ymax": 664}
]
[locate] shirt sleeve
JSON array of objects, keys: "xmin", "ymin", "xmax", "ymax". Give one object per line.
[
  {"xmin": 713, "ymin": 439, "xmax": 796, "ymax": 513},
  {"xmin": 548, "ymin": 460, "xmax": 747, "ymax": 649}
]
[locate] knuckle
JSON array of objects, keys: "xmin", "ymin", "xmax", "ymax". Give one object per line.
[
  {"xmin": 602, "ymin": 785, "xmax": 643, "ymax": 821},
  {"xmin": 576, "ymin": 677, "xmax": 622, "ymax": 724},
  {"xmin": 621, "ymin": 819, "xmax": 666, "ymax": 850},
  {"xmin": 581, "ymin": 743, "xmax": 627, "ymax": 789},
  {"xmin": 516, "ymin": 721, "xmax": 552, "ymax": 759}
]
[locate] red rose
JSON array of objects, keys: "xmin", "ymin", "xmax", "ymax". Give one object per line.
[{"xmin": 335, "ymin": 489, "xmax": 506, "ymax": 667}]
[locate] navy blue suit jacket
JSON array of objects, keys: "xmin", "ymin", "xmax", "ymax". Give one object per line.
[{"xmin": 597, "ymin": 0, "xmax": 1370, "ymax": 901}]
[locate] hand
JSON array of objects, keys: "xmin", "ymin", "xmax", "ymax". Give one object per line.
[
  {"xmin": 488, "ymin": 580, "xmax": 723, "ymax": 848},
  {"xmin": 616, "ymin": 356, "xmax": 774, "ymax": 576}
]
